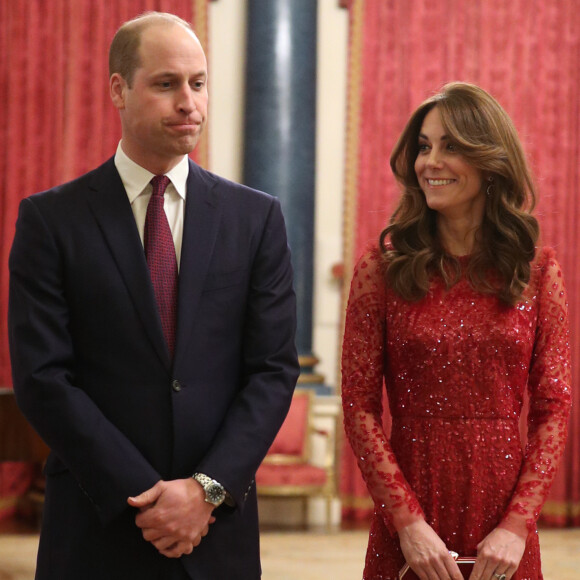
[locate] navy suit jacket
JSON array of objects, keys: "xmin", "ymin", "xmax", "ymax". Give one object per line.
[{"xmin": 8, "ymin": 158, "xmax": 299, "ymax": 579}]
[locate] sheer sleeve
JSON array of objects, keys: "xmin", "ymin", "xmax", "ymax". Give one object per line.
[
  {"xmin": 341, "ymin": 249, "xmax": 425, "ymax": 535},
  {"xmin": 499, "ymin": 248, "xmax": 572, "ymax": 538}
]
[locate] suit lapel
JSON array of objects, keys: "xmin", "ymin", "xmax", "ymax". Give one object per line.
[
  {"xmin": 174, "ymin": 161, "xmax": 222, "ymax": 368},
  {"xmin": 86, "ymin": 159, "xmax": 170, "ymax": 367}
]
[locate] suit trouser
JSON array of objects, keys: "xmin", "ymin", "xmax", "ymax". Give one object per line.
[{"xmin": 159, "ymin": 559, "xmax": 191, "ymax": 580}]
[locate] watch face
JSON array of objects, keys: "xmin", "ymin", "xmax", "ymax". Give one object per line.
[{"xmin": 207, "ymin": 482, "xmax": 225, "ymax": 505}]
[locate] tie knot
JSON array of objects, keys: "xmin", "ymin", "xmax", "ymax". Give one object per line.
[{"xmin": 151, "ymin": 175, "xmax": 171, "ymax": 198}]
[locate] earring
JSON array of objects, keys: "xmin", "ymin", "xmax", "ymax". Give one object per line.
[{"xmin": 486, "ymin": 176, "xmax": 494, "ymax": 196}]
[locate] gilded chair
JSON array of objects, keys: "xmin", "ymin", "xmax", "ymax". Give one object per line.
[{"xmin": 256, "ymin": 389, "xmax": 336, "ymax": 529}]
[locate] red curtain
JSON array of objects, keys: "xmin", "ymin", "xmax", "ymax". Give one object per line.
[
  {"xmin": 340, "ymin": 0, "xmax": 580, "ymax": 527},
  {"xmin": 0, "ymin": 0, "xmax": 209, "ymax": 520}
]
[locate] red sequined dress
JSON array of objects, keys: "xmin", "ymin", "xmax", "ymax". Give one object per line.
[{"xmin": 341, "ymin": 246, "xmax": 571, "ymax": 580}]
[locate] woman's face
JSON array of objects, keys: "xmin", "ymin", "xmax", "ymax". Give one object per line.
[{"xmin": 414, "ymin": 107, "xmax": 485, "ymax": 221}]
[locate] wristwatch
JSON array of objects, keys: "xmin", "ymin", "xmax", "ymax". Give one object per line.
[{"xmin": 193, "ymin": 473, "xmax": 226, "ymax": 507}]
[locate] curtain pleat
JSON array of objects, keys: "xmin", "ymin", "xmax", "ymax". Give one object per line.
[
  {"xmin": 0, "ymin": 0, "xmax": 208, "ymax": 521},
  {"xmin": 341, "ymin": 0, "xmax": 580, "ymax": 527}
]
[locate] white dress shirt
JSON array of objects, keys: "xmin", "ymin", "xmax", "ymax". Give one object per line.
[{"xmin": 114, "ymin": 142, "xmax": 189, "ymax": 269}]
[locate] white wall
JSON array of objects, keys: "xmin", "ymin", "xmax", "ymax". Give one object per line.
[{"xmin": 208, "ymin": 0, "xmax": 348, "ymax": 390}]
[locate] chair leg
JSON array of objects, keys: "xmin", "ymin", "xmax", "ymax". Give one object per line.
[
  {"xmin": 325, "ymin": 495, "xmax": 333, "ymax": 532},
  {"xmin": 302, "ymin": 496, "xmax": 309, "ymax": 529}
]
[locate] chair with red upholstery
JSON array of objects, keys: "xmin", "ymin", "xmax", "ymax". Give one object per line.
[{"xmin": 256, "ymin": 389, "xmax": 336, "ymax": 529}]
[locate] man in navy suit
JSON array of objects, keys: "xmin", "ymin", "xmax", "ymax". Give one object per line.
[{"xmin": 8, "ymin": 12, "xmax": 298, "ymax": 580}]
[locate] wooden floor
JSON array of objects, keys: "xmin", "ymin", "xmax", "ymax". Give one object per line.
[{"xmin": 1, "ymin": 517, "xmax": 579, "ymax": 579}]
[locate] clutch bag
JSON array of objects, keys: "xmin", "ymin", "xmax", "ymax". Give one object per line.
[{"xmin": 399, "ymin": 552, "xmax": 476, "ymax": 579}]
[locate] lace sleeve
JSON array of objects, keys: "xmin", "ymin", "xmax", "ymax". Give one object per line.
[
  {"xmin": 341, "ymin": 250, "xmax": 425, "ymax": 535},
  {"xmin": 499, "ymin": 248, "xmax": 572, "ymax": 538}
]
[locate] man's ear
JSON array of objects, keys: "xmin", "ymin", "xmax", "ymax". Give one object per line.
[{"xmin": 110, "ymin": 73, "xmax": 127, "ymax": 109}]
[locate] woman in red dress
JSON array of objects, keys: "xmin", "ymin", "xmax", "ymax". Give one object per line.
[{"xmin": 341, "ymin": 82, "xmax": 571, "ymax": 580}]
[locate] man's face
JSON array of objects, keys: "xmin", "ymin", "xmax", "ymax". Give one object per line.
[{"xmin": 110, "ymin": 23, "xmax": 208, "ymax": 174}]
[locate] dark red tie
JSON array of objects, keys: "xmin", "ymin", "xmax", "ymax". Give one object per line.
[{"xmin": 144, "ymin": 175, "xmax": 178, "ymax": 358}]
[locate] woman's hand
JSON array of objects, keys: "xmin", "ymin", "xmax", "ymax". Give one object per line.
[
  {"xmin": 398, "ymin": 520, "xmax": 463, "ymax": 580},
  {"xmin": 468, "ymin": 527, "xmax": 525, "ymax": 580}
]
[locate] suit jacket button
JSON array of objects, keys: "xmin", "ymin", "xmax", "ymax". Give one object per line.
[{"xmin": 171, "ymin": 380, "xmax": 182, "ymax": 392}]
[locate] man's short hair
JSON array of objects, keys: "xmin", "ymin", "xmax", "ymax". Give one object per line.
[{"xmin": 109, "ymin": 12, "xmax": 194, "ymax": 87}]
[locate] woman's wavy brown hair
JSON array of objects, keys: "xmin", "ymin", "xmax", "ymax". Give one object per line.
[{"xmin": 380, "ymin": 82, "xmax": 539, "ymax": 305}]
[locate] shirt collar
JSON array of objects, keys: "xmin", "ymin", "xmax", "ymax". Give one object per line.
[{"xmin": 114, "ymin": 142, "xmax": 189, "ymax": 202}]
